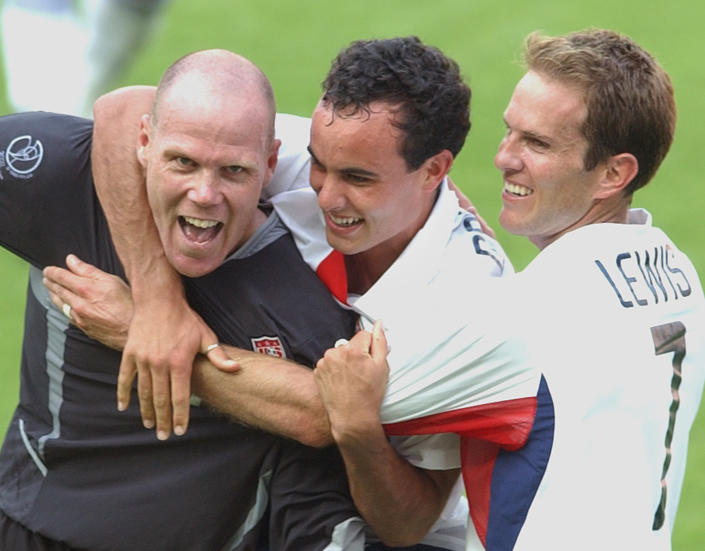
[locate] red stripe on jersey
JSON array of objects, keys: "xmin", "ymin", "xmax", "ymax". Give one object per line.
[
  {"xmin": 383, "ymin": 395, "xmax": 538, "ymax": 450},
  {"xmin": 315, "ymin": 250, "xmax": 348, "ymax": 304},
  {"xmin": 461, "ymin": 437, "xmax": 500, "ymax": 547},
  {"xmin": 384, "ymin": 397, "xmax": 539, "ymax": 548}
]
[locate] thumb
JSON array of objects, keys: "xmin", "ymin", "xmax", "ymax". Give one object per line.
[
  {"xmin": 207, "ymin": 346, "xmax": 239, "ymax": 372},
  {"xmin": 200, "ymin": 329, "xmax": 238, "ymax": 372},
  {"xmin": 66, "ymin": 253, "xmax": 100, "ymax": 277},
  {"xmin": 370, "ymin": 320, "xmax": 388, "ymax": 360}
]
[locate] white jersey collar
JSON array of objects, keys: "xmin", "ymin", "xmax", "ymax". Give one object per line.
[{"xmin": 353, "ymin": 179, "xmax": 461, "ymax": 319}]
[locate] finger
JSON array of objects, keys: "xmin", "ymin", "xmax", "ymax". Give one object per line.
[
  {"xmin": 117, "ymin": 356, "xmax": 137, "ymax": 412},
  {"xmin": 43, "ymin": 278, "xmax": 81, "ymax": 327},
  {"xmin": 349, "ymin": 328, "xmax": 373, "ymax": 351},
  {"xmin": 43, "ymin": 273, "xmax": 89, "ymax": 329},
  {"xmin": 207, "ymin": 346, "xmax": 239, "ymax": 372},
  {"xmin": 136, "ymin": 365, "xmax": 157, "ymax": 431},
  {"xmin": 42, "ymin": 275, "xmax": 80, "ymax": 312},
  {"xmin": 66, "ymin": 253, "xmax": 104, "ymax": 278},
  {"xmin": 44, "ymin": 264, "xmax": 85, "ymax": 292},
  {"xmin": 370, "ymin": 320, "xmax": 389, "ymax": 360},
  {"xmin": 200, "ymin": 327, "xmax": 238, "ymax": 372},
  {"xmin": 44, "ymin": 280, "xmax": 69, "ymax": 311},
  {"xmin": 478, "ymin": 215, "xmax": 496, "ymax": 238},
  {"xmin": 334, "ymin": 338, "xmax": 349, "ymax": 348},
  {"xmin": 149, "ymin": 366, "xmax": 173, "ymax": 440},
  {"xmin": 170, "ymin": 368, "xmax": 191, "ymax": 437}
]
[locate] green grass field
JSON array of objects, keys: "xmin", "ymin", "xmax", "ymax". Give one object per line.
[{"xmin": 0, "ymin": 0, "xmax": 703, "ymax": 547}]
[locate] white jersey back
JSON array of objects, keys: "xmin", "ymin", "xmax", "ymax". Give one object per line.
[{"xmin": 508, "ymin": 211, "xmax": 705, "ymax": 550}]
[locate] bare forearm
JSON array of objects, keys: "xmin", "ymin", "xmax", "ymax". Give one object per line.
[
  {"xmin": 191, "ymin": 345, "xmax": 332, "ymax": 447},
  {"xmin": 334, "ymin": 426, "xmax": 457, "ymax": 546},
  {"xmin": 91, "ymin": 86, "xmax": 173, "ymax": 295}
]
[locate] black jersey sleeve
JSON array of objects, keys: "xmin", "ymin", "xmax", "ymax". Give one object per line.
[{"xmin": 0, "ymin": 111, "xmax": 109, "ymax": 270}]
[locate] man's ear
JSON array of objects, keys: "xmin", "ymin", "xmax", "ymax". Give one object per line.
[
  {"xmin": 136, "ymin": 114, "xmax": 151, "ymax": 167},
  {"xmin": 595, "ymin": 152, "xmax": 638, "ymax": 199},
  {"xmin": 421, "ymin": 149, "xmax": 454, "ymax": 193},
  {"xmin": 262, "ymin": 138, "xmax": 281, "ymax": 189}
]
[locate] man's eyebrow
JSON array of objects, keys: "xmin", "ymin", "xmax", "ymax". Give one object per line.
[
  {"xmin": 503, "ymin": 118, "xmax": 552, "ymax": 144},
  {"xmin": 307, "ymin": 145, "xmax": 379, "ymax": 179},
  {"xmin": 306, "ymin": 145, "xmax": 320, "ymax": 164},
  {"xmin": 340, "ymin": 167, "xmax": 378, "ymax": 179},
  {"xmin": 523, "ymin": 129, "xmax": 552, "ymax": 144}
]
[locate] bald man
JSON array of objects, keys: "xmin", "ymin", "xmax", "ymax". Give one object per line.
[{"xmin": 0, "ymin": 50, "xmax": 364, "ymax": 551}]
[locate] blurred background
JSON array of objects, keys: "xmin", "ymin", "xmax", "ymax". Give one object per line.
[{"xmin": 0, "ymin": 0, "xmax": 703, "ymax": 547}]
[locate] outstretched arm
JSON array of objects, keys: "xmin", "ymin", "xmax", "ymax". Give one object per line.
[
  {"xmin": 43, "ymin": 254, "xmax": 329, "ymax": 445},
  {"xmin": 92, "ymin": 87, "xmax": 233, "ymax": 440},
  {"xmin": 314, "ymin": 322, "xmax": 460, "ymax": 546}
]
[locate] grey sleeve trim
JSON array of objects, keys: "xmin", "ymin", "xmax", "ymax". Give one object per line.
[
  {"xmin": 29, "ymin": 266, "xmax": 67, "ymax": 458},
  {"xmin": 18, "ymin": 418, "xmax": 47, "ymax": 477}
]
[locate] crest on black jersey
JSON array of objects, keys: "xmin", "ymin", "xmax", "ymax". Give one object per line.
[{"xmin": 250, "ymin": 336, "xmax": 286, "ymax": 358}]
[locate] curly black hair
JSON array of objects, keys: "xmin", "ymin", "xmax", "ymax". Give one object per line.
[{"xmin": 322, "ymin": 36, "xmax": 471, "ymax": 170}]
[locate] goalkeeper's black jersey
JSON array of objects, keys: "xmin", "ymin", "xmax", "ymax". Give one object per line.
[{"xmin": 0, "ymin": 112, "xmax": 360, "ymax": 551}]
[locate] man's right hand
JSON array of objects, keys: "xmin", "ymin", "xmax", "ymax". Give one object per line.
[
  {"xmin": 117, "ymin": 280, "xmax": 238, "ymax": 439},
  {"xmin": 116, "ymin": 260, "xmax": 239, "ymax": 441}
]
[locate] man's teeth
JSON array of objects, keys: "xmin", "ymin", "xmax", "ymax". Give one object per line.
[
  {"xmin": 505, "ymin": 182, "xmax": 533, "ymax": 196},
  {"xmin": 329, "ymin": 213, "xmax": 362, "ymax": 226},
  {"xmin": 183, "ymin": 216, "xmax": 219, "ymax": 228}
]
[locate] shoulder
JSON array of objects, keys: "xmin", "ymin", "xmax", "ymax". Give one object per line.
[
  {"xmin": 274, "ymin": 113, "xmax": 311, "ymax": 162},
  {"xmin": 275, "ymin": 112, "xmax": 311, "ymax": 139},
  {"xmin": 0, "ymin": 112, "xmax": 92, "ymax": 179},
  {"xmin": 264, "ymin": 114, "xmax": 313, "ymax": 198},
  {"xmin": 410, "ymin": 184, "xmax": 514, "ymax": 284},
  {"xmin": 435, "ymin": 210, "xmax": 514, "ymax": 283},
  {"xmin": 0, "ymin": 111, "xmax": 92, "ymax": 145}
]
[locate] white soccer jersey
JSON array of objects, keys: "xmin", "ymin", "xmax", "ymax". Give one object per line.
[
  {"xmin": 502, "ymin": 209, "xmax": 705, "ymax": 550},
  {"xmin": 380, "ymin": 209, "xmax": 704, "ymax": 550},
  {"xmin": 372, "ymin": 259, "xmax": 550, "ymax": 551},
  {"xmin": 265, "ymin": 113, "xmax": 313, "ymax": 197}
]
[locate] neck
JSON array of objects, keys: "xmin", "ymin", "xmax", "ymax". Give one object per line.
[
  {"xmin": 345, "ymin": 189, "xmax": 440, "ymax": 294},
  {"xmin": 532, "ymin": 198, "xmax": 631, "ymax": 251},
  {"xmin": 344, "ymin": 242, "xmax": 406, "ymax": 295}
]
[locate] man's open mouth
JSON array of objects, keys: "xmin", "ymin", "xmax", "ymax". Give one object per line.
[{"xmin": 179, "ymin": 216, "xmax": 222, "ymax": 243}]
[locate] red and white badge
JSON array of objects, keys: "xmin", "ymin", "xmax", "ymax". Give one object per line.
[{"xmin": 250, "ymin": 336, "xmax": 286, "ymax": 358}]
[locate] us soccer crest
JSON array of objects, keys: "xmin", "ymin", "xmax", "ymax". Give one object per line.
[{"xmin": 250, "ymin": 336, "xmax": 286, "ymax": 358}]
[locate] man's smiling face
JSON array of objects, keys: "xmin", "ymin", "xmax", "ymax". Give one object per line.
[
  {"xmin": 308, "ymin": 100, "xmax": 436, "ymax": 262},
  {"xmin": 495, "ymin": 70, "xmax": 607, "ymax": 250}
]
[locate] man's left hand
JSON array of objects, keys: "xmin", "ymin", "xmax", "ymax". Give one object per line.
[{"xmin": 43, "ymin": 254, "xmax": 133, "ymax": 350}]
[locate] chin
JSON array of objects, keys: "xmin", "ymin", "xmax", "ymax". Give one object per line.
[
  {"xmin": 498, "ymin": 212, "xmax": 517, "ymax": 234},
  {"xmin": 325, "ymin": 233, "xmax": 354, "ymax": 255},
  {"xmin": 171, "ymin": 256, "xmax": 219, "ymax": 279},
  {"xmin": 498, "ymin": 211, "xmax": 528, "ymax": 237}
]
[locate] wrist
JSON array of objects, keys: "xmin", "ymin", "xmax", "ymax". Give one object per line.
[
  {"xmin": 128, "ymin": 255, "xmax": 183, "ymax": 301},
  {"xmin": 330, "ymin": 415, "xmax": 386, "ymax": 451}
]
